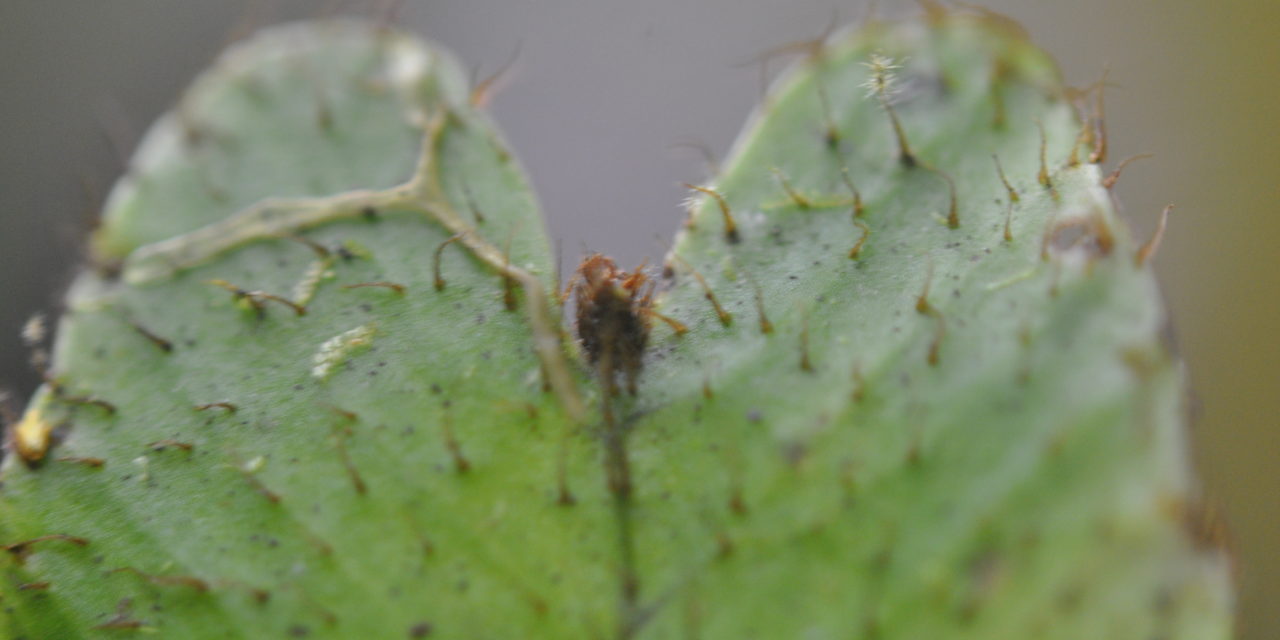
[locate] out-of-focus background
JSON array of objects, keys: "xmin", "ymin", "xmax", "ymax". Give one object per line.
[{"xmin": 1, "ymin": 0, "xmax": 1274, "ymax": 635}]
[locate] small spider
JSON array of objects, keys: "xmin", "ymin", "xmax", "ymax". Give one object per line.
[
  {"xmin": 570, "ymin": 254, "xmax": 654, "ymax": 396},
  {"xmin": 573, "ymin": 255, "xmax": 695, "ymax": 393}
]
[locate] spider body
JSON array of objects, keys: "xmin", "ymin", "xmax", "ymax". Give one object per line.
[{"xmin": 571, "ymin": 254, "xmax": 653, "ymax": 395}]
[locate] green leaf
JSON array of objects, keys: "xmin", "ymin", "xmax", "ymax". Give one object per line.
[
  {"xmin": 630, "ymin": 13, "xmax": 1232, "ymax": 638},
  {"xmin": 1, "ymin": 10, "xmax": 1232, "ymax": 640},
  {"xmin": 2, "ymin": 21, "xmax": 601, "ymax": 638}
]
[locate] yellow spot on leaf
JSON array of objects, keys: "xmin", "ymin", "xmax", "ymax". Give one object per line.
[{"xmin": 14, "ymin": 406, "xmax": 54, "ymax": 463}]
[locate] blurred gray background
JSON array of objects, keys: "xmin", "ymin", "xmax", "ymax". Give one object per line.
[{"xmin": 1, "ymin": 1, "xmax": 1275, "ymax": 635}]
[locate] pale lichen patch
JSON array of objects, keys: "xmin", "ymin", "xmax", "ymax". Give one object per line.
[{"xmin": 311, "ymin": 323, "xmax": 378, "ymax": 380}]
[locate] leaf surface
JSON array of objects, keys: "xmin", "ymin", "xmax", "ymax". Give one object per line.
[{"xmin": 0, "ymin": 12, "xmax": 1233, "ymax": 640}]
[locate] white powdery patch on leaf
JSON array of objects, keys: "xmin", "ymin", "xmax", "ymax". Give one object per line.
[
  {"xmin": 311, "ymin": 323, "xmax": 378, "ymax": 380},
  {"xmin": 292, "ymin": 258, "xmax": 335, "ymax": 307}
]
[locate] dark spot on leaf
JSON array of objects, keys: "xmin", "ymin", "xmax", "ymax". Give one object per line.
[{"xmin": 408, "ymin": 622, "xmax": 433, "ymax": 638}]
